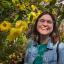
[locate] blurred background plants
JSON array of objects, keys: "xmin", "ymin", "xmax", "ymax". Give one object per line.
[{"xmin": 0, "ymin": 0, "xmax": 64, "ymax": 64}]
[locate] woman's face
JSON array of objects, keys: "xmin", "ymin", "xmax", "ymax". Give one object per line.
[{"xmin": 37, "ymin": 14, "xmax": 54, "ymax": 36}]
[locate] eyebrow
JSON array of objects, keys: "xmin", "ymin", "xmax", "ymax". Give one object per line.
[{"xmin": 39, "ymin": 19, "xmax": 53, "ymax": 22}]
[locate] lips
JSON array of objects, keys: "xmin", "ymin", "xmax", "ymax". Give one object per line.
[{"xmin": 41, "ymin": 25, "xmax": 48, "ymax": 30}]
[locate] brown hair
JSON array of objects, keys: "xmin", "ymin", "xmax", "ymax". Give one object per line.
[{"xmin": 32, "ymin": 11, "xmax": 60, "ymax": 44}]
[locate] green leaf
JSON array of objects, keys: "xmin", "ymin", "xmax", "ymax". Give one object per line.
[{"xmin": 13, "ymin": 14, "xmax": 19, "ymax": 23}]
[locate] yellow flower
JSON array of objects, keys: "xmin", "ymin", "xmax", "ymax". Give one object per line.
[
  {"xmin": 15, "ymin": 20, "xmax": 28, "ymax": 32},
  {"xmin": 37, "ymin": 10, "xmax": 42, "ymax": 16},
  {"xmin": 31, "ymin": 5, "xmax": 36, "ymax": 11},
  {"xmin": 19, "ymin": 4, "xmax": 26, "ymax": 10},
  {"xmin": 12, "ymin": 0, "xmax": 19, "ymax": 4},
  {"xmin": 27, "ymin": 12, "xmax": 37, "ymax": 23},
  {"xmin": 44, "ymin": 0, "xmax": 52, "ymax": 3},
  {"xmin": 15, "ymin": 20, "xmax": 22, "ymax": 28},
  {"xmin": 7, "ymin": 28, "xmax": 22, "ymax": 42},
  {"xmin": 16, "ymin": 3, "xmax": 26, "ymax": 10},
  {"xmin": 31, "ymin": 12, "xmax": 36, "ymax": 17},
  {"xmin": 52, "ymin": 8, "xmax": 57, "ymax": 15},
  {"xmin": 0, "ymin": 24, "xmax": 1, "ymax": 31},
  {"xmin": 0, "ymin": 21, "xmax": 12, "ymax": 32},
  {"xmin": 21, "ymin": 21, "xmax": 28, "ymax": 31}
]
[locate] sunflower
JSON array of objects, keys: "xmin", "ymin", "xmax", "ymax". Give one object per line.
[{"xmin": 0, "ymin": 21, "xmax": 12, "ymax": 32}]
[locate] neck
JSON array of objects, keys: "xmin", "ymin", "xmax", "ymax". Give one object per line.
[{"xmin": 40, "ymin": 35, "xmax": 49, "ymax": 44}]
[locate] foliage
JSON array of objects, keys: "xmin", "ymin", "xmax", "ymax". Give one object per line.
[{"xmin": 0, "ymin": 0, "xmax": 64, "ymax": 63}]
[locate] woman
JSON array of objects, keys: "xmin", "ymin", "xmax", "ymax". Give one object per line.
[{"xmin": 24, "ymin": 11, "xmax": 64, "ymax": 64}]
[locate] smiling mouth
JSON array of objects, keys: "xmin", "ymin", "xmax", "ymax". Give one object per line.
[
  {"xmin": 41, "ymin": 26, "xmax": 48, "ymax": 30},
  {"xmin": 41, "ymin": 28, "xmax": 48, "ymax": 31}
]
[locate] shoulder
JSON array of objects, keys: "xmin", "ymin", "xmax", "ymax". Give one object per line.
[
  {"xmin": 58, "ymin": 42, "xmax": 64, "ymax": 64},
  {"xmin": 58, "ymin": 42, "xmax": 64, "ymax": 52},
  {"xmin": 59, "ymin": 42, "xmax": 64, "ymax": 49},
  {"xmin": 26, "ymin": 38, "xmax": 38, "ymax": 54},
  {"xmin": 26, "ymin": 38, "xmax": 36, "ymax": 49}
]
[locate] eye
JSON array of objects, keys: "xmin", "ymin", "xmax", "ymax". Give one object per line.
[
  {"xmin": 39, "ymin": 19, "xmax": 45, "ymax": 22},
  {"xmin": 47, "ymin": 20, "xmax": 53, "ymax": 24}
]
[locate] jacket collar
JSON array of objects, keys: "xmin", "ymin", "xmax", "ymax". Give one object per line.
[
  {"xmin": 32, "ymin": 38, "xmax": 58, "ymax": 50},
  {"xmin": 47, "ymin": 38, "xmax": 53, "ymax": 50}
]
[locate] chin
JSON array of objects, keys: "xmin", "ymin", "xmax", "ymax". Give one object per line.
[
  {"xmin": 39, "ymin": 32, "xmax": 49, "ymax": 36},
  {"xmin": 37, "ymin": 30, "xmax": 52, "ymax": 36}
]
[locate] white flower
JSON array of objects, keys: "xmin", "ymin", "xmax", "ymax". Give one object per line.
[
  {"xmin": 39, "ymin": 1, "xmax": 44, "ymax": 5},
  {"xmin": 39, "ymin": 1, "xmax": 49, "ymax": 6}
]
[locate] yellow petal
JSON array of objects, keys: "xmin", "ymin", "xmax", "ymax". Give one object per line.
[{"xmin": 0, "ymin": 21, "xmax": 12, "ymax": 32}]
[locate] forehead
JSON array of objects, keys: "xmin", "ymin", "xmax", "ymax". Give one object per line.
[{"xmin": 39, "ymin": 14, "xmax": 53, "ymax": 20}]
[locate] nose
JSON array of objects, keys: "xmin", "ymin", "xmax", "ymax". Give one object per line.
[{"xmin": 43, "ymin": 21, "xmax": 48, "ymax": 26}]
